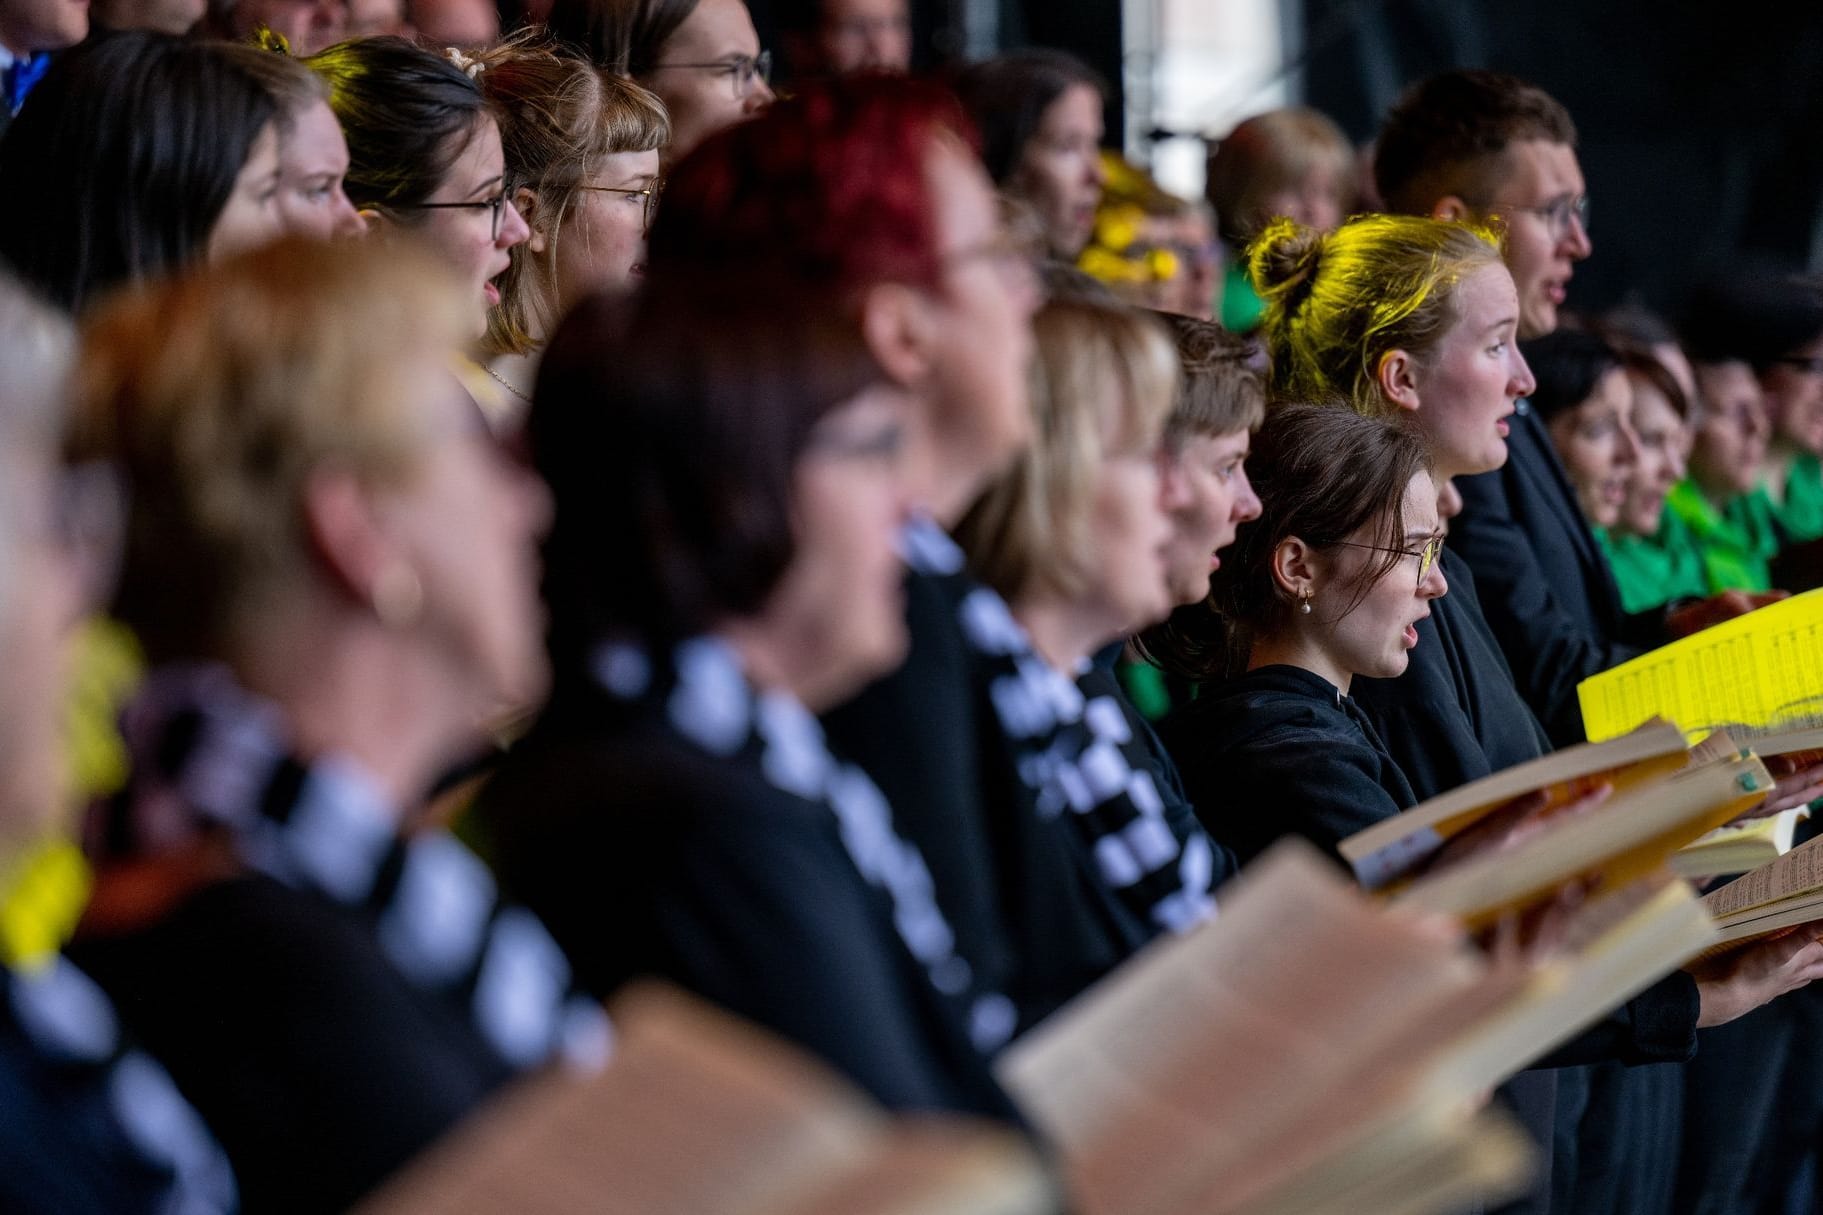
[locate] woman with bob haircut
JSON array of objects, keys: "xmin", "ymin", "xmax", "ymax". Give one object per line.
[
  {"xmin": 0, "ymin": 31, "xmax": 286, "ymax": 314},
  {"xmin": 478, "ymin": 281, "xmax": 1024, "ymax": 1122},
  {"xmin": 63, "ymin": 238, "xmax": 606, "ymax": 1212},
  {"xmin": 950, "ymin": 295, "xmax": 1228, "ymax": 1004},
  {"xmin": 0, "ymin": 273, "xmax": 238, "ymax": 1215},
  {"xmin": 478, "ymin": 35, "xmax": 671, "ymax": 409},
  {"xmin": 307, "ymin": 37, "xmax": 532, "ymax": 350}
]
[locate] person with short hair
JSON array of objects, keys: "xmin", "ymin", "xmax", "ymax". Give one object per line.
[
  {"xmin": 1204, "ymin": 105, "xmax": 1355, "ymax": 334},
  {"xmin": 954, "ymin": 49, "xmax": 1108, "ymax": 261},
  {"xmin": 0, "ymin": 31, "xmax": 285, "ymax": 314},
  {"xmin": 544, "ymin": 0, "xmax": 771, "ymax": 165},
  {"xmin": 1523, "ymin": 327, "xmax": 1643, "ymax": 534},
  {"xmin": 477, "ymin": 35, "xmax": 669, "ymax": 411},
  {"xmin": 65, "ymin": 237, "xmax": 603, "ymax": 1212}
]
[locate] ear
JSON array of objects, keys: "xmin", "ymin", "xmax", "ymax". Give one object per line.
[
  {"xmin": 1430, "ymin": 195, "xmax": 1472, "ymax": 222},
  {"xmin": 356, "ymin": 207, "xmax": 386, "ymax": 235},
  {"xmin": 300, "ymin": 465, "xmax": 401, "ymax": 613},
  {"xmin": 858, "ymin": 280, "xmax": 937, "ymax": 390},
  {"xmin": 1377, "ymin": 348, "xmax": 1423, "ymax": 415},
  {"xmin": 514, "ymin": 186, "xmax": 549, "ymax": 255},
  {"xmin": 1270, "ymin": 536, "xmax": 1321, "ymax": 603}
]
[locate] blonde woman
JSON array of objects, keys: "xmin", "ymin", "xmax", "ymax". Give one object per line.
[
  {"xmin": 65, "ymin": 239, "xmax": 605, "ymax": 1211},
  {"xmin": 479, "ymin": 37, "xmax": 671, "ymax": 410}
]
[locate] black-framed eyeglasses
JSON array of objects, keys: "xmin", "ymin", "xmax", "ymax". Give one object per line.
[
  {"xmin": 579, "ymin": 181, "xmax": 662, "ymax": 229},
  {"xmin": 648, "ymin": 50, "xmax": 771, "ymax": 100},
  {"xmin": 1333, "ymin": 535, "xmax": 1444, "ymax": 589},
  {"xmin": 393, "ymin": 192, "xmax": 511, "ymax": 240},
  {"xmin": 1490, "ymin": 195, "xmax": 1590, "ymax": 239}
]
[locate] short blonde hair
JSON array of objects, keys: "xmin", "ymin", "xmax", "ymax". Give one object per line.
[
  {"xmin": 69, "ymin": 236, "xmax": 469, "ymax": 661},
  {"xmin": 1206, "ymin": 106, "xmax": 1356, "ymax": 245},
  {"xmin": 957, "ymin": 297, "xmax": 1178, "ymax": 602},
  {"xmin": 481, "ymin": 35, "xmax": 671, "ymax": 355}
]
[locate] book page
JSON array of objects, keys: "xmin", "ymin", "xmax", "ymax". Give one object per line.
[
  {"xmin": 1340, "ymin": 720, "xmax": 1688, "ymax": 888},
  {"xmin": 1577, "ymin": 589, "xmax": 1823, "ymax": 743},
  {"xmin": 1392, "ymin": 756, "xmax": 1769, "ymax": 926},
  {"xmin": 997, "ymin": 840, "xmax": 1494, "ymax": 1215},
  {"xmin": 361, "ymin": 984, "xmax": 1051, "ymax": 1215},
  {"xmin": 1704, "ymin": 834, "xmax": 1823, "ymax": 921}
]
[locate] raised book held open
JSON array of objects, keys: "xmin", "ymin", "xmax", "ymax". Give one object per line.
[{"xmin": 996, "ymin": 840, "xmax": 1717, "ymax": 1215}]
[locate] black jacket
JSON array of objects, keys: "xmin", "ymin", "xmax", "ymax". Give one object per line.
[{"xmin": 1160, "ymin": 664, "xmax": 1416, "ymax": 868}]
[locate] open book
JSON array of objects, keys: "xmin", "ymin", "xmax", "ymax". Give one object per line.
[
  {"xmin": 995, "ymin": 840, "xmax": 1718, "ymax": 1215},
  {"xmin": 1388, "ymin": 754, "xmax": 1769, "ymax": 927},
  {"xmin": 359, "ymin": 984, "xmax": 1058, "ymax": 1215},
  {"xmin": 1338, "ymin": 720, "xmax": 1689, "ymax": 890},
  {"xmin": 1577, "ymin": 588, "xmax": 1823, "ymax": 743},
  {"xmin": 1698, "ymin": 833, "xmax": 1823, "ymax": 952},
  {"xmin": 1672, "ymin": 807, "xmax": 1809, "ymax": 880}
]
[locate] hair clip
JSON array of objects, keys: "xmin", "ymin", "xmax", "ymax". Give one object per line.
[{"xmin": 447, "ymin": 48, "xmax": 484, "ymax": 80}]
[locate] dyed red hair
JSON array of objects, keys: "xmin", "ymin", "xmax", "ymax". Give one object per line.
[{"xmin": 646, "ymin": 73, "xmax": 979, "ymax": 305}]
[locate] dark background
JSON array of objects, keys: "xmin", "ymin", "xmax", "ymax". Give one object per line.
[{"xmin": 749, "ymin": 0, "xmax": 1823, "ymax": 324}]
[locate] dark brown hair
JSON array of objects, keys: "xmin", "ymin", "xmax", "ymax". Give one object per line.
[
  {"xmin": 950, "ymin": 48, "xmax": 1106, "ymax": 186},
  {"xmin": 1142, "ymin": 403, "xmax": 1431, "ymax": 680},
  {"xmin": 1373, "ymin": 70, "xmax": 1577, "ymax": 216},
  {"xmin": 544, "ymin": 0, "xmax": 698, "ymax": 76},
  {"xmin": 531, "ymin": 280, "xmax": 882, "ymax": 665}
]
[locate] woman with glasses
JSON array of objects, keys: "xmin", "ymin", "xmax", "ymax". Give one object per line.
[
  {"xmin": 1212, "ymin": 213, "xmax": 1823, "ymax": 1215},
  {"xmin": 0, "ymin": 30, "xmax": 287, "ymax": 315},
  {"xmin": 544, "ymin": 0, "xmax": 773, "ymax": 165},
  {"xmin": 476, "ymin": 36, "xmax": 669, "ymax": 415},
  {"xmin": 307, "ymin": 37, "xmax": 532, "ymax": 349},
  {"xmin": 64, "ymin": 238, "xmax": 607, "ymax": 1212},
  {"xmin": 1157, "ymin": 405, "xmax": 1448, "ymax": 866}
]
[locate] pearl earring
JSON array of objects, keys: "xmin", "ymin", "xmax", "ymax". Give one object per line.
[{"xmin": 1300, "ymin": 589, "xmax": 1312, "ymax": 615}]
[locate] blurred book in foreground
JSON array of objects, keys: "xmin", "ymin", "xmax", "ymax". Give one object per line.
[
  {"xmin": 360, "ymin": 983, "xmax": 1059, "ymax": 1215},
  {"xmin": 1672, "ymin": 807, "xmax": 1810, "ymax": 880},
  {"xmin": 995, "ymin": 840, "xmax": 1718, "ymax": 1215}
]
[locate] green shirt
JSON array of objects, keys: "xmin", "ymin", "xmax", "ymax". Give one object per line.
[
  {"xmin": 1597, "ymin": 514, "xmax": 1711, "ymax": 614},
  {"xmin": 1220, "ymin": 259, "xmax": 1265, "ymax": 336},
  {"xmin": 1663, "ymin": 479, "xmax": 1783, "ymax": 594},
  {"xmin": 1772, "ymin": 451, "xmax": 1823, "ymax": 544}
]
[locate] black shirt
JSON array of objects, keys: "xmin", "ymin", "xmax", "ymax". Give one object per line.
[{"xmin": 484, "ymin": 678, "xmax": 1022, "ymax": 1123}]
